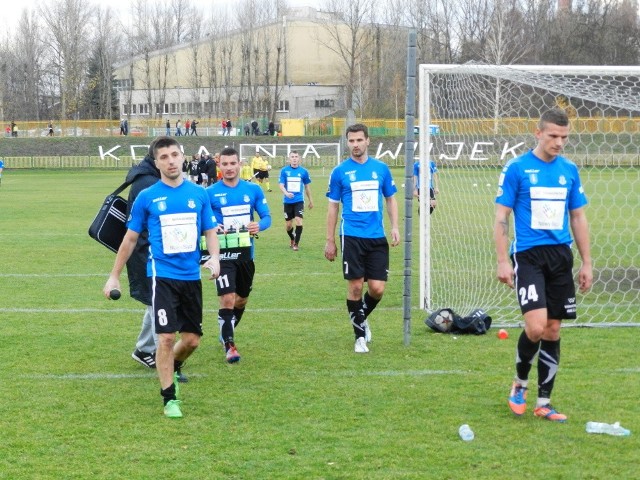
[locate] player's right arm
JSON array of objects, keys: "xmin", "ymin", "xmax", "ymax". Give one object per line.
[
  {"xmin": 103, "ymin": 229, "xmax": 140, "ymax": 297},
  {"xmin": 494, "ymin": 204, "xmax": 514, "ymax": 288},
  {"xmin": 324, "ymin": 201, "xmax": 339, "ymax": 261}
]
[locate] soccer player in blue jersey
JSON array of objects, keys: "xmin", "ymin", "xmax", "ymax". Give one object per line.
[
  {"xmin": 104, "ymin": 137, "xmax": 221, "ymax": 419},
  {"xmin": 412, "ymin": 158, "xmax": 439, "ymax": 213},
  {"xmin": 207, "ymin": 147, "xmax": 272, "ymax": 363},
  {"xmin": 324, "ymin": 123, "xmax": 400, "ymax": 353},
  {"xmin": 494, "ymin": 109, "xmax": 593, "ymax": 423},
  {"xmin": 279, "ymin": 150, "xmax": 314, "ymax": 250}
]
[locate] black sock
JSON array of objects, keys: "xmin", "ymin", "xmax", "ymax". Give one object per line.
[
  {"xmin": 287, "ymin": 228, "xmax": 294, "ymax": 241},
  {"xmin": 233, "ymin": 307, "xmax": 245, "ymax": 328},
  {"xmin": 218, "ymin": 308, "xmax": 235, "ymax": 344},
  {"xmin": 362, "ymin": 292, "xmax": 381, "ymax": 319},
  {"xmin": 294, "ymin": 225, "xmax": 303, "ymax": 244},
  {"xmin": 161, "ymin": 384, "xmax": 176, "ymax": 405},
  {"xmin": 538, "ymin": 339, "xmax": 560, "ymax": 399},
  {"xmin": 174, "ymin": 359, "xmax": 184, "ymax": 373},
  {"xmin": 347, "ymin": 299, "xmax": 365, "ymax": 338},
  {"xmin": 516, "ymin": 331, "xmax": 540, "ymax": 381}
]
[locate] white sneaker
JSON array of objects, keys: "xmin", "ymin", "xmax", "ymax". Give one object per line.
[
  {"xmin": 354, "ymin": 337, "xmax": 369, "ymax": 353},
  {"xmin": 363, "ymin": 320, "xmax": 372, "ymax": 343}
]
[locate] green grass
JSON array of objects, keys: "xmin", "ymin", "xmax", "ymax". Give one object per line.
[{"xmin": 0, "ymin": 170, "xmax": 638, "ymax": 479}]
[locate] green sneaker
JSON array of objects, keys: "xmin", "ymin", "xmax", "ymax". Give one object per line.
[
  {"xmin": 164, "ymin": 399, "xmax": 183, "ymax": 419},
  {"xmin": 173, "ymin": 372, "xmax": 180, "ymax": 399}
]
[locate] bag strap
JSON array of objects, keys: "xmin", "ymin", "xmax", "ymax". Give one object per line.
[{"xmin": 110, "ymin": 179, "xmax": 133, "ymax": 197}]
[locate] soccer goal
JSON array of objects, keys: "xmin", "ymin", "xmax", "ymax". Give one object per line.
[
  {"xmin": 239, "ymin": 143, "xmax": 341, "ymax": 171},
  {"xmin": 418, "ymin": 63, "xmax": 640, "ymax": 327}
]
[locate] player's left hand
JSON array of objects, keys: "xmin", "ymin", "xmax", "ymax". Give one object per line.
[
  {"xmin": 390, "ymin": 228, "xmax": 400, "ymax": 247},
  {"xmin": 203, "ymin": 258, "xmax": 220, "ymax": 280}
]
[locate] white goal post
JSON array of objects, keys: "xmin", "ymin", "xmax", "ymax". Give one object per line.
[{"xmin": 418, "ymin": 63, "xmax": 640, "ymax": 327}]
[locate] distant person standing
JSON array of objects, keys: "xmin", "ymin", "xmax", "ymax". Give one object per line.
[
  {"xmin": 206, "ymin": 147, "xmax": 271, "ymax": 364},
  {"xmin": 185, "ymin": 119, "xmax": 191, "ymax": 136},
  {"xmin": 268, "ymin": 121, "xmax": 275, "ymax": 136},
  {"xmin": 48, "ymin": 121, "xmax": 54, "ymax": 137},
  {"xmin": 495, "ymin": 108, "xmax": 592, "ymax": 423},
  {"xmin": 412, "ymin": 159, "xmax": 439, "ymax": 214},
  {"xmin": 10, "ymin": 120, "xmax": 17, "ymax": 137},
  {"xmin": 190, "ymin": 119, "xmax": 198, "ymax": 136},
  {"xmin": 188, "ymin": 154, "xmax": 199, "ymax": 183},
  {"xmin": 251, "ymin": 119, "xmax": 259, "ymax": 135},
  {"xmin": 103, "ymin": 136, "xmax": 220, "ymax": 419},
  {"xmin": 278, "ymin": 151, "xmax": 313, "ymax": 251},
  {"xmin": 324, "ymin": 123, "xmax": 400, "ymax": 354},
  {"xmin": 226, "ymin": 119, "xmax": 232, "ymax": 136},
  {"xmin": 221, "ymin": 119, "xmax": 227, "ymax": 136},
  {"xmin": 175, "ymin": 119, "xmax": 182, "ymax": 136},
  {"xmin": 244, "ymin": 123, "xmax": 250, "ymax": 136},
  {"xmin": 166, "ymin": 119, "xmax": 171, "ymax": 136}
]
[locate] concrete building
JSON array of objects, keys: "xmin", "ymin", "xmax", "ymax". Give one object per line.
[{"xmin": 113, "ymin": 7, "xmax": 352, "ymax": 123}]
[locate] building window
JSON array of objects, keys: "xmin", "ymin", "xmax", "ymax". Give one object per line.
[
  {"xmin": 132, "ymin": 104, "xmax": 137, "ymax": 114},
  {"xmin": 315, "ymin": 99, "xmax": 335, "ymax": 108},
  {"xmin": 164, "ymin": 103, "xmax": 169, "ymax": 114},
  {"xmin": 278, "ymin": 100, "xmax": 289, "ymax": 112}
]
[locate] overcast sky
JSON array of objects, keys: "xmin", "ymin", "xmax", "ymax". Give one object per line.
[{"xmin": 2, "ymin": 0, "xmax": 317, "ymax": 31}]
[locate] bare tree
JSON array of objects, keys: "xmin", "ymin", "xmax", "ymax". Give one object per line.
[
  {"xmin": 40, "ymin": 0, "xmax": 94, "ymax": 120},
  {"xmin": 317, "ymin": 0, "xmax": 375, "ymax": 111}
]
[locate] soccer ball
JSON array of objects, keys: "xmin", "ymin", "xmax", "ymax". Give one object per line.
[{"xmin": 433, "ymin": 310, "xmax": 453, "ymax": 332}]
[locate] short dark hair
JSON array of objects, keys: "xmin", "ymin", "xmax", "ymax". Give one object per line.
[
  {"xmin": 539, "ymin": 109, "xmax": 569, "ymax": 129},
  {"xmin": 152, "ymin": 136, "xmax": 180, "ymax": 157},
  {"xmin": 220, "ymin": 147, "xmax": 239, "ymax": 158},
  {"xmin": 345, "ymin": 123, "xmax": 369, "ymax": 138}
]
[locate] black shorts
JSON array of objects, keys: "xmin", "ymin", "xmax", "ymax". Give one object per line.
[
  {"xmin": 283, "ymin": 202, "xmax": 305, "ymax": 221},
  {"xmin": 254, "ymin": 170, "xmax": 268, "ymax": 180},
  {"xmin": 215, "ymin": 260, "xmax": 255, "ymax": 298},
  {"xmin": 341, "ymin": 236, "xmax": 389, "ymax": 281},
  {"xmin": 512, "ymin": 244, "xmax": 576, "ymax": 319},
  {"xmin": 151, "ymin": 277, "xmax": 204, "ymax": 335}
]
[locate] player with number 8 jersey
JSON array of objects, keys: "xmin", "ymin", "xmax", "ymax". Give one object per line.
[{"xmin": 207, "ymin": 147, "xmax": 271, "ymax": 363}]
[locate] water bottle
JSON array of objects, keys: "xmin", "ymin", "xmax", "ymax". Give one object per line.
[
  {"xmin": 238, "ymin": 225, "xmax": 251, "ymax": 247},
  {"xmin": 585, "ymin": 421, "xmax": 631, "ymax": 436},
  {"xmin": 226, "ymin": 226, "xmax": 239, "ymax": 248},
  {"xmin": 217, "ymin": 230, "xmax": 227, "ymax": 249},
  {"xmin": 458, "ymin": 424, "xmax": 474, "ymax": 441},
  {"xmin": 199, "ymin": 235, "xmax": 207, "ymax": 251}
]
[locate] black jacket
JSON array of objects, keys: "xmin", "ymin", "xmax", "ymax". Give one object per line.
[{"xmin": 124, "ymin": 155, "xmax": 160, "ymax": 305}]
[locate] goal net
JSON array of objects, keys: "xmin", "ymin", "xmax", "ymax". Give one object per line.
[
  {"xmin": 418, "ymin": 63, "xmax": 640, "ymax": 327},
  {"xmin": 239, "ymin": 143, "xmax": 341, "ymax": 171}
]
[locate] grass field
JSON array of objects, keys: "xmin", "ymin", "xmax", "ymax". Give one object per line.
[{"xmin": 0, "ymin": 169, "xmax": 638, "ymax": 479}]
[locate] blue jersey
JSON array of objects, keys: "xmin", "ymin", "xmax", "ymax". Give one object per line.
[
  {"xmin": 0, "ymin": 159, "xmax": 4, "ymax": 170},
  {"xmin": 496, "ymin": 150, "xmax": 588, "ymax": 254},
  {"xmin": 279, "ymin": 165, "xmax": 311, "ymax": 204},
  {"xmin": 413, "ymin": 160, "xmax": 437, "ymax": 190},
  {"xmin": 127, "ymin": 180, "xmax": 216, "ymax": 280},
  {"xmin": 326, "ymin": 157, "xmax": 397, "ymax": 238},
  {"xmin": 206, "ymin": 180, "xmax": 271, "ymax": 259}
]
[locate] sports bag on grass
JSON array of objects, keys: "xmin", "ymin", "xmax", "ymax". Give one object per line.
[
  {"xmin": 88, "ymin": 180, "xmax": 132, "ymax": 253},
  {"xmin": 425, "ymin": 308, "xmax": 492, "ymax": 335}
]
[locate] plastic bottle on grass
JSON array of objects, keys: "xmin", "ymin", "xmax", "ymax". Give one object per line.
[
  {"xmin": 585, "ymin": 422, "xmax": 630, "ymax": 436},
  {"xmin": 458, "ymin": 424, "xmax": 474, "ymax": 441}
]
